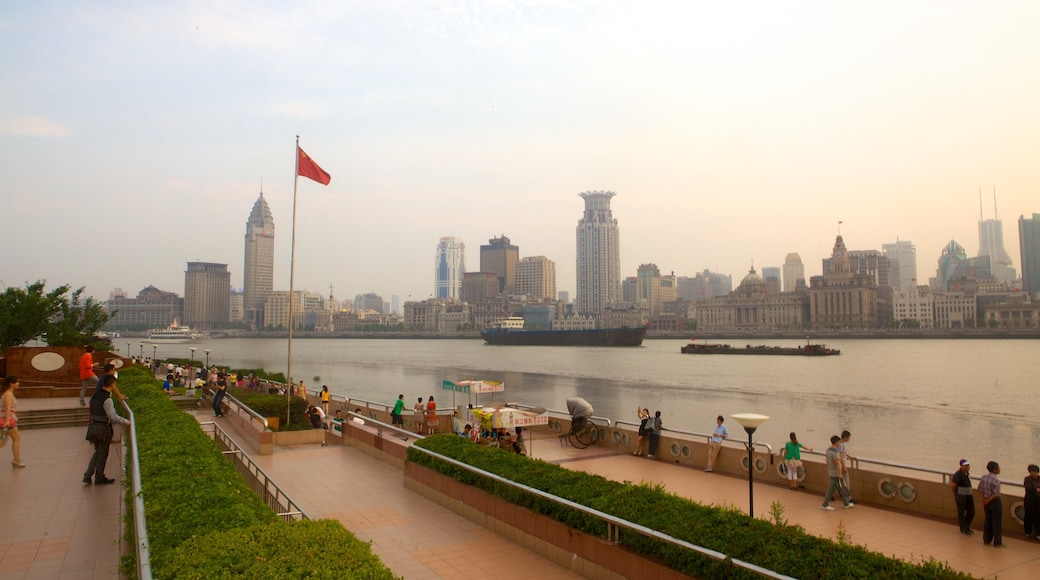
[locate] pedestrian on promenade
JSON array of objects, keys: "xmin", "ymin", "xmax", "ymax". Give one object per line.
[
  {"xmin": 705, "ymin": 415, "xmax": 728, "ymax": 472},
  {"xmin": 646, "ymin": 411, "xmax": 662, "ymax": 459},
  {"xmin": 979, "ymin": 461, "xmax": 1004, "ymax": 547},
  {"xmin": 391, "ymin": 394, "xmax": 405, "ymax": 426},
  {"xmin": 838, "ymin": 430, "xmax": 857, "ymax": 503},
  {"xmin": 426, "ymin": 395, "xmax": 438, "ymax": 434},
  {"xmin": 822, "ymin": 435, "xmax": 852, "ymax": 510},
  {"xmin": 83, "ymin": 375, "xmax": 130, "ymax": 484},
  {"xmin": 320, "ymin": 386, "xmax": 331, "ymax": 415},
  {"xmin": 95, "ymin": 364, "xmax": 126, "ymax": 401},
  {"xmin": 413, "ymin": 397, "xmax": 425, "ymax": 434},
  {"xmin": 79, "ymin": 345, "xmax": 98, "ymax": 406},
  {"xmin": 298, "ymin": 380, "xmax": 307, "ymax": 401},
  {"xmin": 633, "ymin": 407, "xmax": 650, "ymax": 456},
  {"xmin": 212, "ymin": 376, "xmax": 227, "ymax": 418},
  {"xmin": 781, "ymin": 432, "xmax": 811, "ymax": 490},
  {"xmin": 1, "ymin": 376, "xmax": 25, "ymax": 468},
  {"xmin": 950, "ymin": 459, "xmax": 975, "ymax": 535},
  {"xmin": 1024, "ymin": 464, "xmax": 1040, "ymax": 539}
]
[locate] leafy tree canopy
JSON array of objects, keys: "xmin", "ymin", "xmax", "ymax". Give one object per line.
[{"xmin": 0, "ymin": 281, "xmax": 110, "ymax": 352}]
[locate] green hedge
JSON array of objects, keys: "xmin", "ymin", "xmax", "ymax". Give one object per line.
[
  {"xmin": 117, "ymin": 366, "xmax": 397, "ymax": 579},
  {"xmin": 409, "ymin": 435, "xmax": 969, "ymax": 580},
  {"xmin": 226, "ymin": 387, "xmax": 311, "ymax": 431}
]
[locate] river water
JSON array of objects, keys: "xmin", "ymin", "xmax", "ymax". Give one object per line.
[{"xmin": 169, "ymin": 337, "xmax": 1040, "ymax": 474}]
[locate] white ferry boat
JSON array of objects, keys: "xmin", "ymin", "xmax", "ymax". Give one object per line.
[{"xmin": 145, "ymin": 321, "xmax": 206, "ymax": 343}]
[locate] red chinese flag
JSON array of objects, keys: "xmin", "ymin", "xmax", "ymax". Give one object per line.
[{"xmin": 297, "ymin": 146, "xmax": 331, "ymax": 185}]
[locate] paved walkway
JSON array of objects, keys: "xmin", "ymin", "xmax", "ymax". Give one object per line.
[{"xmin": 4, "ymin": 396, "xmax": 1040, "ymax": 579}]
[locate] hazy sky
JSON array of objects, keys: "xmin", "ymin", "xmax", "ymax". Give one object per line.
[{"xmin": 2, "ymin": 1, "xmax": 1038, "ymax": 304}]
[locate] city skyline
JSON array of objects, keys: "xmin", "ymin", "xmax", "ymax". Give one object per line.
[{"xmin": 2, "ymin": 2, "xmax": 1038, "ymax": 303}]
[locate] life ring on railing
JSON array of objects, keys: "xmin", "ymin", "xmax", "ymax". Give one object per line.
[
  {"xmin": 896, "ymin": 481, "xmax": 917, "ymax": 503},
  {"xmin": 877, "ymin": 478, "xmax": 897, "ymax": 500},
  {"xmin": 1011, "ymin": 501, "xmax": 1025, "ymax": 525}
]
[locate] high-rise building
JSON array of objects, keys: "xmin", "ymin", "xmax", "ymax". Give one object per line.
[
  {"xmin": 184, "ymin": 262, "xmax": 231, "ymax": 330},
  {"xmin": 576, "ymin": 191, "xmax": 621, "ymax": 316},
  {"xmin": 434, "ymin": 237, "xmax": 466, "ymax": 300},
  {"xmin": 782, "ymin": 253, "xmax": 805, "ymax": 292},
  {"xmin": 354, "ymin": 293, "xmax": 385, "ymax": 313},
  {"xmin": 515, "ymin": 256, "xmax": 556, "ymax": 300},
  {"xmin": 882, "ymin": 240, "xmax": 917, "ymax": 290},
  {"xmin": 932, "ymin": 241, "xmax": 968, "ymax": 291},
  {"xmin": 808, "ymin": 236, "xmax": 878, "ymax": 328},
  {"xmin": 977, "ymin": 194, "xmax": 1016, "ymax": 285},
  {"xmin": 243, "ymin": 192, "xmax": 275, "ymax": 326},
  {"xmin": 635, "ymin": 263, "xmax": 677, "ymax": 317},
  {"xmin": 480, "ymin": 235, "xmax": 519, "ymax": 295},
  {"xmin": 1020, "ymin": 213, "xmax": 1040, "ymax": 299},
  {"xmin": 761, "ymin": 267, "xmax": 781, "ymax": 294}
]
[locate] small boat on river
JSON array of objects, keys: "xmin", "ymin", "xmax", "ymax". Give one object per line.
[{"xmin": 681, "ymin": 339, "xmax": 840, "ymax": 356}]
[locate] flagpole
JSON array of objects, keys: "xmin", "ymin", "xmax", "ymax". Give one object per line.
[{"xmin": 287, "ymin": 135, "xmax": 300, "ymax": 427}]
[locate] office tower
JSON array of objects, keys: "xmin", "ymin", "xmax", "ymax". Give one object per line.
[
  {"xmin": 103, "ymin": 286, "xmax": 183, "ymax": 331},
  {"xmin": 229, "ymin": 289, "xmax": 244, "ymax": 321},
  {"xmin": 1019, "ymin": 213, "xmax": 1040, "ymax": 298},
  {"xmin": 558, "ymin": 291, "xmax": 569, "ymax": 304},
  {"xmin": 933, "ymin": 241, "xmax": 967, "ymax": 291},
  {"xmin": 636, "ymin": 263, "xmax": 677, "ymax": 317},
  {"xmin": 977, "ymin": 193, "xmax": 1016, "ymax": 285},
  {"xmin": 515, "ymin": 256, "xmax": 556, "ymax": 300},
  {"xmin": 184, "ymin": 262, "xmax": 231, "ymax": 330},
  {"xmin": 243, "ymin": 192, "xmax": 275, "ymax": 326},
  {"xmin": 761, "ymin": 267, "xmax": 781, "ymax": 294},
  {"xmin": 480, "ymin": 235, "xmax": 519, "ymax": 295},
  {"xmin": 882, "ymin": 240, "xmax": 917, "ymax": 290},
  {"xmin": 391, "ymin": 294, "xmax": 401, "ymax": 316},
  {"xmin": 354, "ymin": 293, "xmax": 385, "ymax": 313},
  {"xmin": 462, "ymin": 272, "xmax": 499, "ymax": 303},
  {"xmin": 434, "ymin": 237, "xmax": 466, "ymax": 300},
  {"xmin": 782, "ymin": 253, "xmax": 805, "ymax": 292},
  {"xmin": 576, "ymin": 191, "xmax": 621, "ymax": 316}
]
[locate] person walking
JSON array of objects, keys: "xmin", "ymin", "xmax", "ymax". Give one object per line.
[
  {"xmin": 979, "ymin": 461, "xmax": 1004, "ymax": 547},
  {"xmin": 1, "ymin": 376, "xmax": 25, "ymax": 468},
  {"xmin": 646, "ymin": 411, "xmax": 662, "ymax": 459},
  {"xmin": 425, "ymin": 395, "xmax": 438, "ymax": 434},
  {"xmin": 838, "ymin": 430, "xmax": 857, "ymax": 503},
  {"xmin": 1023, "ymin": 464, "xmax": 1040, "ymax": 539},
  {"xmin": 705, "ymin": 415, "xmax": 728, "ymax": 472},
  {"xmin": 413, "ymin": 397, "xmax": 425, "ymax": 434},
  {"xmin": 212, "ymin": 376, "xmax": 227, "ymax": 418},
  {"xmin": 633, "ymin": 407, "xmax": 650, "ymax": 456},
  {"xmin": 320, "ymin": 386, "xmax": 331, "ymax": 415},
  {"xmin": 79, "ymin": 344, "xmax": 98, "ymax": 406},
  {"xmin": 781, "ymin": 432, "xmax": 812, "ymax": 490},
  {"xmin": 83, "ymin": 375, "xmax": 130, "ymax": 484},
  {"xmin": 822, "ymin": 435, "xmax": 852, "ymax": 510},
  {"xmin": 391, "ymin": 394, "xmax": 405, "ymax": 427},
  {"xmin": 950, "ymin": 459, "xmax": 975, "ymax": 535}
]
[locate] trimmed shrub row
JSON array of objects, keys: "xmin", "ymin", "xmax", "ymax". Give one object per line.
[
  {"xmin": 117, "ymin": 366, "xmax": 398, "ymax": 579},
  {"xmin": 409, "ymin": 435, "xmax": 970, "ymax": 580}
]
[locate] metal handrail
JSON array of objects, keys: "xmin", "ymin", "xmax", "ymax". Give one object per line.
[
  {"xmin": 347, "ymin": 397, "xmax": 456, "ymax": 419},
  {"xmin": 120, "ymin": 399, "xmax": 153, "ymax": 580},
  {"xmin": 615, "ymin": 420, "xmax": 774, "ymax": 455},
  {"xmin": 199, "ymin": 421, "xmax": 310, "ymax": 520},
  {"xmin": 201, "ymin": 388, "xmax": 271, "ymax": 431},
  {"xmin": 797, "ymin": 449, "xmax": 1027, "ymax": 491},
  {"xmin": 539, "ymin": 406, "xmax": 613, "ymax": 427},
  {"xmin": 349, "ymin": 411, "xmax": 425, "ymax": 441},
  {"xmin": 410, "ymin": 445, "xmax": 793, "ymax": 580}
]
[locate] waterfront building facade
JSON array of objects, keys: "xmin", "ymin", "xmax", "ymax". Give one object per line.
[
  {"xmin": 229, "ymin": 289, "xmax": 244, "ymax": 322},
  {"xmin": 696, "ymin": 267, "xmax": 809, "ymax": 331},
  {"xmin": 243, "ymin": 193, "xmax": 275, "ymax": 327},
  {"xmin": 183, "ymin": 262, "xmax": 231, "ymax": 330},
  {"xmin": 981, "ymin": 294, "xmax": 1040, "ymax": 328},
  {"xmin": 480, "ymin": 235, "xmax": 519, "ymax": 296},
  {"xmin": 882, "ymin": 239, "xmax": 917, "ymax": 291},
  {"xmin": 515, "ymin": 256, "xmax": 556, "ymax": 300},
  {"xmin": 103, "ymin": 285, "xmax": 183, "ymax": 331},
  {"xmin": 434, "ymin": 237, "xmax": 466, "ymax": 300},
  {"xmin": 808, "ymin": 236, "xmax": 878, "ymax": 328},
  {"xmin": 576, "ymin": 191, "xmax": 621, "ymax": 316},
  {"xmin": 782, "ymin": 253, "xmax": 805, "ymax": 292},
  {"xmin": 892, "ymin": 285, "xmax": 934, "ymax": 328},
  {"xmin": 1020, "ymin": 213, "xmax": 1040, "ymax": 299},
  {"xmin": 263, "ymin": 290, "xmax": 317, "ymax": 330},
  {"xmin": 932, "ymin": 292, "xmax": 976, "ymax": 329}
]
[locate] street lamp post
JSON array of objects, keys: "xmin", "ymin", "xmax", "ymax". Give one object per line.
[
  {"xmin": 731, "ymin": 413, "xmax": 770, "ymax": 519},
  {"xmin": 139, "ymin": 343, "xmax": 144, "ymax": 360},
  {"xmin": 204, "ymin": 349, "xmax": 211, "ymax": 368},
  {"xmin": 152, "ymin": 345, "xmax": 157, "ymax": 365},
  {"xmin": 126, "ymin": 342, "xmax": 131, "ymax": 361},
  {"xmin": 189, "ymin": 347, "xmax": 197, "ymax": 386}
]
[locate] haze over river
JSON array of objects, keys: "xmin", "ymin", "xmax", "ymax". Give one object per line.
[{"xmin": 174, "ymin": 337, "xmax": 1040, "ymax": 474}]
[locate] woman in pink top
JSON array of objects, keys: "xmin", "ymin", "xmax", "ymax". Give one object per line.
[{"xmin": 1, "ymin": 376, "xmax": 25, "ymax": 468}]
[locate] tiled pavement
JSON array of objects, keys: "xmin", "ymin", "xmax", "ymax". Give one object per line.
[{"xmin": 4, "ymin": 396, "xmax": 1040, "ymax": 579}]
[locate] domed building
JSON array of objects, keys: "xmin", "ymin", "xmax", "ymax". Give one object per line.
[{"xmin": 695, "ymin": 266, "xmax": 809, "ymax": 331}]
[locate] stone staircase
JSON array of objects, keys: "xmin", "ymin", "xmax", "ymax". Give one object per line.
[{"xmin": 18, "ymin": 406, "xmax": 91, "ymax": 430}]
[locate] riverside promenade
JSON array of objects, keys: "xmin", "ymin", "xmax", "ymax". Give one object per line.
[{"xmin": 3, "ymin": 398, "xmax": 1040, "ymax": 579}]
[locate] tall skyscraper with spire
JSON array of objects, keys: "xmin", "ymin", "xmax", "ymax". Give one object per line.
[
  {"xmin": 243, "ymin": 192, "xmax": 275, "ymax": 326},
  {"xmin": 576, "ymin": 191, "xmax": 621, "ymax": 316},
  {"xmin": 977, "ymin": 189, "xmax": 1016, "ymax": 285},
  {"xmin": 435, "ymin": 237, "xmax": 466, "ymax": 300}
]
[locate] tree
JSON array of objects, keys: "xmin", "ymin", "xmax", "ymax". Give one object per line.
[
  {"xmin": 0, "ymin": 281, "xmax": 68, "ymax": 352},
  {"xmin": 46, "ymin": 287, "xmax": 110, "ymax": 348}
]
